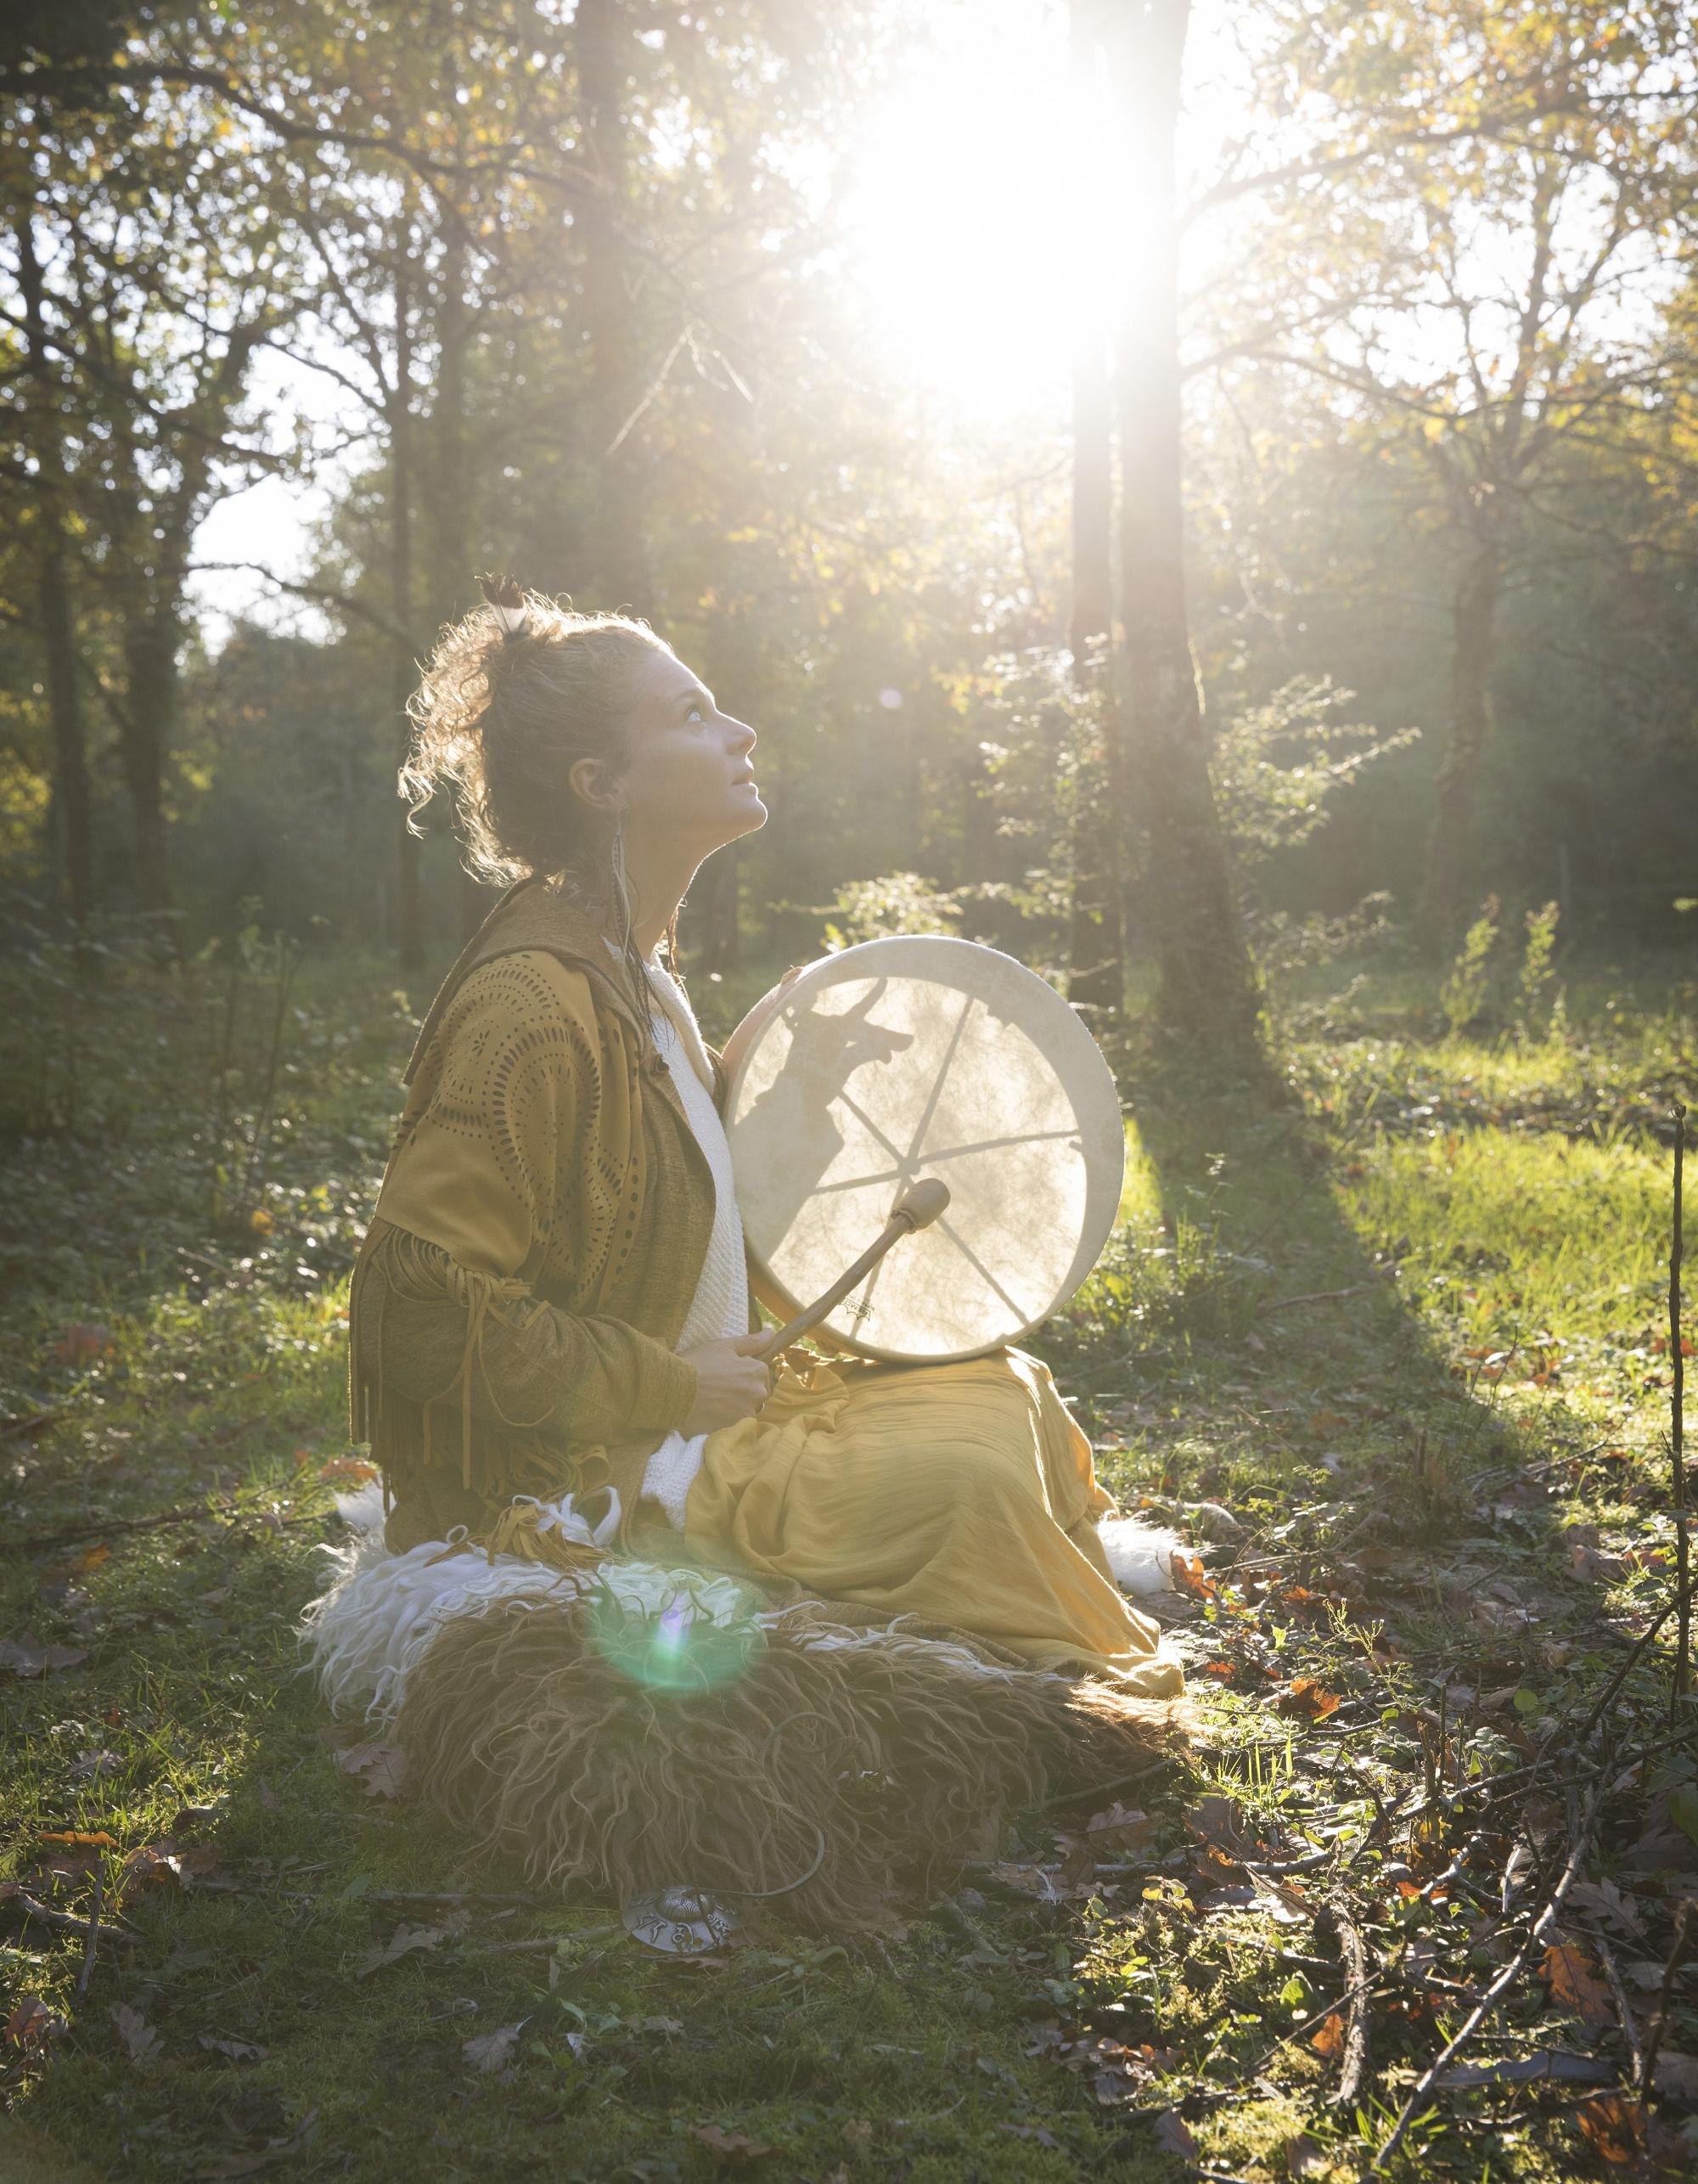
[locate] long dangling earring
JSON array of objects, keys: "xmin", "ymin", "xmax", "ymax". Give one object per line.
[{"xmin": 610, "ymin": 812, "xmax": 633, "ymax": 954}]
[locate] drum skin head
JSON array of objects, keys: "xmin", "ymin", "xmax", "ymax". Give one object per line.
[{"xmin": 721, "ymin": 934, "xmax": 1126, "ymax": 1362}]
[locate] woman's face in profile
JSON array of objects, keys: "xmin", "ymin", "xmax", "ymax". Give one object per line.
[{"xmin": 615, "ymin": 645, "xmax": 767, "ymax": 856}]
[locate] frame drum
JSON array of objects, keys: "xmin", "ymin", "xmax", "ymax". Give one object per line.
[{"xmin": 720, "ymin": 934, "xmax": 1126, "ymax": 1362}]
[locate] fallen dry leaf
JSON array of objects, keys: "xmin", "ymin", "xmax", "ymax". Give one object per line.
[
  {"xmin": 198, "ymin": 2108, "xmax": 318, "ymax": 2177},
  {"xmin": 1574, "ymin": 2093, "xmax": 1646, "ymax": 2166},
  {"xmin": 1185, "ymin": 1795, "xmax": 1254, "ymax": 1860},
  {"xmin": 354, "ymin": 1922, "xmax": 446, "ymax": 1979},
  {"xmin": 1277, "ymin": 1675, "xmax": 1342, "ymax": 1721},
  {"xmin": 1654, "ymin": 2049, "xmax": 1698, "ymax": 2100},
  {"xmin": 318, "ymin": 1455, "xmax": 379, "ymax": 1486},
  {"xmin": 1094, "ymin": 2050, "xmax": 1150, "ymax": 2105},
  {"xmin": 118, "ymin": 1843, "xmax": 186, "ymax": 1900},
  {"xmin": 841, "ymin": 2119, "xmax": 874, "ymax": 2148},
  {"xmin": 1055, "ymin": 1801, "xmax": 1158, "ymax": 1891},
  {"xmin": 0, "ymin": 1636, "xmax": 87, "ymax": 1678},
  {"xmin": 31, "ymin": 1829, "xmax": 116, "ymax": 1883},
  {"xmin": 1623, "ymin": 1791, "xmax": 1698, "ymax": 1873},
  {"xmin": 1084, "ymin": 1801, "xmax": 1157, "ymax": 1857},
  {"xmin": 462, "ymin": 2023, "xmax": 522, "ymax": 2074},
  {"xmin": 54, "ymin": 1322, "xmax": 115, "ymax": 1365},
  {"xmin": 1171, "ymin": 1545, "xmax": 1216, "ymax": 1599},
  {"xmin": 4, "ymin": 1996, "xmax": 59, "ymax": 2057},
  {"xmin": 1282, "ymin": 2134, "xmax": 1329, "ymax": 2177},
  {"xmin": 1571, "ymin": 1540, "xmax": 1631, "ymax": 1584},
  {"xmin": 199, "ymin": 2035, "xmax": 269, "ymax": 2062},
  {"xmin": 334, "ymin": 1741, "xmax": 408, "ymax": 1801},
  {"xmin": 981, "ymin": 1860, "xmax": 1062, "ymax": 1900},
  {"xmin": 110, "ymin": 2003, "xmax": 161, "ymax": 2065},
  {"xmin": 1568, "ymin": 1877, "xmax": 1648, "ymax": 1940},
  {"xmin": 688, "ymin": 2123, "xmax": 776, "ymax": 2158},
  {"xmin": 1543, "ymin": 1937, "xmax": 1614, "ymax": 2029},
  {"xmin": 1151, "ymin": 2108, "xmax": 1199, "ymax": 2159},
  {"xmin": 1310, "ymin": 2012, "xmax": 1346, "ymax": 2060}
]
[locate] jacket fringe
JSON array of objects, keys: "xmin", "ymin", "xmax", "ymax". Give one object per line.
[{"xmin": 347, "ymin": 1221, "xmax": 561, "ymax": 1510}]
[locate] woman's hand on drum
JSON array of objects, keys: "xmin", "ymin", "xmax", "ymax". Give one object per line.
[{"xmin": 681, "ymin": 1335, "xmax": 771, "ymax": 1434}]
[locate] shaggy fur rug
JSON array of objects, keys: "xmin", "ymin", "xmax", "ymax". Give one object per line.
[{"xmin": 304, "ymin": 1488, "xmax": 1187, "ymax": 1932}]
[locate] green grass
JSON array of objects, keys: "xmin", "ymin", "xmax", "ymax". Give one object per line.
[{"xmin": 3, "ymin": 941, "xmax": 1697, "ymax": 2179}]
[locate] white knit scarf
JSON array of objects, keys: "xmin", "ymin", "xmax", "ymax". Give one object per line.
[{"xmin": 633, "ymin": 954, "xmax": 750, "ymax": 1528}]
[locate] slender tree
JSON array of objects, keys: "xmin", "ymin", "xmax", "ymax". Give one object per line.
[
  {"xmin": 1108, "ymin": 0, "xmax": 1260, "ymax": 1053},
  {"xmin": 1064, "ymin": 0, "xmax": 1123, "ymax": 1019},
  {"xmin": 9, "ymin": 205, "xmax": 93, "ymax": 932},
  {"xmin": 576, "ymin": 0, "xmax": 653, "ymax": 616}
]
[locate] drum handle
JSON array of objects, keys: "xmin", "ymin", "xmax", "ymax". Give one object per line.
[{"xmin": 754, "ymin": 1178, "xmax": 950, "ymax": 1359}]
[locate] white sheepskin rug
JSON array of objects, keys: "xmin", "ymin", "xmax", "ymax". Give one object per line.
[
  {"xmin": 1094, "ymin": 1514, "xmax": 1182, "ymax": 1596},
  {"xmin": 301, "ymin": 1482, "xmax": 1087, "ymax": 1728}
]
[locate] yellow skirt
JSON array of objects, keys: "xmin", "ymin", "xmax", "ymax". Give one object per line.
[{"xmin": 681, "ymin": 1348, "xmax": 1183, "ymax": 1698}]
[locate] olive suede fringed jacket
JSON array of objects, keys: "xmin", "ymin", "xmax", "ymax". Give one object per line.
[{"xmin": 346, "ymin": 875, "xmax": 726, "ymax": 1556}]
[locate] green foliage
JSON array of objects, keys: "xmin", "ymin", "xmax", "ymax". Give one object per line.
[
  {"xmin": 1436, "ymin": 897, "xmax": 1568, "ymax": 1046},
  {"xmin": 1211, "ymin": 676, "xmax": 1419, "ymax": 870},
  {"xmin": 1515, "ymin": 899, "xmax": 1561, "ymax": 1044},
  {"xmin": 1439, "ymin": 895, "xmax": 1503, "ymax": 1037},
  {"xmin": 821, "ymin": 870, "xmax": 964, "ymax": 950},
  {"xmin": 964, "ymin": 643, "xmax": 1119, "ymax": 971}
]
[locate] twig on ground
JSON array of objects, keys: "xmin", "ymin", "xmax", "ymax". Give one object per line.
[
  {"xmin": 1206, "ymin": 1973, "xmax": 1395, "ymax": 2099},
  {"xmin": 1318, "ymin": 1902, "xmax": 1370, "ymax": 2109},
  {"xmin": 75, "ymin": 1868, "xmax": 102, "ymax": 1997},
  {"xmin": 1370, "ymin": 1766, "xmax": 1609, "ymax": 2172},
  {"xmin": 1039, "ymin": 1759, "xmax": 1168, "ymax": 1814},
  {"xmin": 2, "ymin": 1885, "xmax": 136, "ymax": 1950},
  {"xmin": 1589, "ymin": 1928, "xmax": 1643, "ymax": 2086},
  {"xmin": 1257, "ymin": 1279, "xmax": 1386, "ymax": 1316},
  {"xmin": 366, "ymin": 1888, "xmax": 559, "ymax": 1909},
  {"xmin": 2, "ymin": 1407, "xmax": 67, "ymax": 1441},
  {"xmin": 1569, "ymin": 1597, "xmax": 1678, "ymax": 1752},
  {"xmin": 1639, "ymin": 1897, "xmax": 1694, "ymax": 2099},
  {"xmin": 14, "ymin": 1498, "xmax": 335, "ymax": 1553},
  {"xmin": 460, "ymin": 1930, "xmax": 621, "ymax": 1954}
]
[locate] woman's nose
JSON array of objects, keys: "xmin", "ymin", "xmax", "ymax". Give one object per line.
[{"xmin": 728, "ymin": 716, "xmax": 756, "ymax": 755}]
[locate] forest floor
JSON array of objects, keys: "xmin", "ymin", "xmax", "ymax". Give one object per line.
[{"xmin": 2, "ymin": 937, "xmax": 1697, "ymax": 2181}]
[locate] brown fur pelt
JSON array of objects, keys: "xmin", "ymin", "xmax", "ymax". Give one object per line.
[{"xmin": 394, "ymin": 1584, "xmax": 1186, "ymax": 1933}]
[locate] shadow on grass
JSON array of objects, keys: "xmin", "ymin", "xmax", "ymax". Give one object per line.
[{"xmin": 1035, "ymin": 1027, "xmax": 1667, "ymax": 1700}]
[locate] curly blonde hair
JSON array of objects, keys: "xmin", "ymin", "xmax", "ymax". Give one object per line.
[{"xmin": 399, "ymin": 587, "xmax": 673, "ymax": 890}]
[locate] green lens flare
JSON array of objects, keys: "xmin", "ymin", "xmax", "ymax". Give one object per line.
[{"xmin": 586, "ymin": 1590, "xmax": 762, "ymax": 1692}]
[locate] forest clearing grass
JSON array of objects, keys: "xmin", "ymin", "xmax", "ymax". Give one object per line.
[{"xmin": 2, "ymin": 947, "xmax": 1695, "ymax": 2181}]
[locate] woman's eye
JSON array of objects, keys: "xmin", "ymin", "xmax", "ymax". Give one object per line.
[{"xmin": 687, "ymin": 705, "xmax": 706, "ymax": 723}]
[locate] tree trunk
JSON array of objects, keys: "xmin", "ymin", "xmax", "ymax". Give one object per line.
[
  {"xmin": 1110, "ymin": 0, "xmax": 1258, "ymax": 1054},
  {"xmin": 1065, "ymin": 0, "xmax": 1122, "ymax": 1019},
  {"xmin": 577, "ymin": 0, "xmax": 652, "ymax": 614},
  {"xmin": 1419, "ymin": 533, "xmax": 1502, "ymax": 952},
  {"xmin": 117, "ymin": 606, "xmax": 177, "ymax": 916},
  {"xmin": 391, "ymin": 234, "xmax": 424, "ymax": 972},
  {"xmin": 14, "ymin": 212, "xmax": 94, "ymax": 933},
  {"xmin": 424, "ymin": 212, "xmax": 487, "ymax": 943}
]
